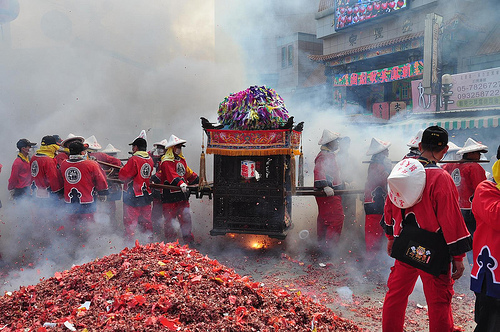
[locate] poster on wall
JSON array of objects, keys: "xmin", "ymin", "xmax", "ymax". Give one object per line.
[
  {"xmin": 334, "ymin": 0, "xmax": 407, "ymax": 30},
  {"xmin": 447, "ymin": 67, "xmax": 500, "ymax": 110}
]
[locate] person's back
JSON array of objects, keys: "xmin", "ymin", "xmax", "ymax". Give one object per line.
[
  {"xmin": 470, "ymin": 157, "xmax": 500, "ymax": 331},
  {"xmin": 382, "ymin": 126, "xmax": 471, "ymax": 332}
]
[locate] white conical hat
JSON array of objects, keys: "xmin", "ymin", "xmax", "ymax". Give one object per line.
[
  {"xmin": 442, "ymin": 141, "xmax": 462, "ymax": 161},
  {"xmin": 387, "ymin": 158, "xmax": 426, "ymax": 208},
  {"xmin": 318, "ymin": 129, "xmax": 340, "ymax": 145},
  {"xmin": 153, "ymin": 139, "xmax": 169, "ymax": 147},
  {"xmin": 101, "ymin": 144, "xmax": 121, "ymax": 154},
  {"xmin": 457, "ymin": 138, "xmax": 488, "ymax": 155},
  {"xmin": 366, "ymin": 138, "xmax": 391, "ymax": 156},
  {"xmin": 84, "ymin": 135, "xmax": 102, "ymax": 150},
  {"xmin": 61, "ymin": 133, "xmax": 85, "ymax": 148},
  {"xmin": 406, "ymin": 129, "xmax": 424, "ymax": 148},
  {"xmin": 137, "ymin": 129, "xmax": 147, "ymax": 140},
  {"xmin": 164, "ymin": 135, "xmax": 187, "ymax": 149},
  {"xmin": 447, "ymin": 141, "xmax": 460, "ymax": 151}
]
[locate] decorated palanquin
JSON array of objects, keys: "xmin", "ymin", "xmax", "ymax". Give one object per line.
[{"xmin": 202, "ymin": 86, "xmax": 303, "ymax": 239}]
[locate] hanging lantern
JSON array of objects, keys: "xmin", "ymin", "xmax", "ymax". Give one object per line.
[{"xmin": 0, "ymin": 0, "xmax": 20, "ymax": 24}]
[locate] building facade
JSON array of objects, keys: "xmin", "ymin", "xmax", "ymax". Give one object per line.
[{"xmin": 311, "ymin": 0, "xmax": 499, "ymax": 122}]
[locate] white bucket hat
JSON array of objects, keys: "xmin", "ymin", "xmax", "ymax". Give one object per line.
[
  {"xmin": 101, "ymin": 144, "xmax": 121, "ymax": 154},
  {"xmin": 318, "ymin": 129, "xmax": 341, "ymax": 145},
  {"xmin": 61, "ymin": 133, "xmax": 85, "ymax": 148},
  {"xmin": 457, "ymin": 138, "xmax": 488, "ymax": 155},
  {"xmin": 406, "ymin": 129, "xmax": 424, "ymax": 148},
  {"xmin": 85, "ymin": 135, "xmax": 102, "ymax": 150},
  {"xmin": 387, "ymin": 158, "xmax": 426, "ymax": 208},
  {"xmin": 164, "ymin": 135, "xmax": 187, "ymax": 149},
  {"xmin": 366, "ymin": 138, "xmax": 391, "ymax": 156}
]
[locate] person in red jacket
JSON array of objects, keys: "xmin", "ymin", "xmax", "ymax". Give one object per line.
[
  {"xmin": 31, "ymin": 135, "xmax": 64, "ymax": 202},
  {"xmin": 152, "ymin": 135, "xmax": 199, "ymax": 244},
  {"xmin": 8, "ymin": 139, "xmax": 37, "ymax": 201},
  {"xmin": 149, "ymin": 139, "xmax": 168, "ymax": 239},
  {"xmin": 59, "ymin": 141, "xmax": 108, "ymax": 235},
  {"xmin": 30, "ymin": 135, "xmax": 65, "ymax": 233},
  {"xmin": 442, "ymin": 137, "xmax": 488, "ymax": 266},
  {"xmin": 364, "ymin": 137, "xmax": 392, "ymax": 256},
  {"xmin": 381, "ymin": 126, "xmax": 472, "ymax": 332},
  {"xmin": 85, "ymin": 136, "xmax": 123, "ymax": 228},
  {"xmin": 313, "ymin": 129, "xmax": 344, "ymax": 252},
  {"xmin": 470, "ymin": 155, "xmax": 500, "ymax": 331},
  {"xmin": 118, "ymin": 137, "xmax": 154, "ymax": 240},
  {"xmin": 55, "ymin": 134, "xmax": 85, "ymax": 169}
]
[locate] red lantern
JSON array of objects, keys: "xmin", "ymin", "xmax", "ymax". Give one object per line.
[{"xmin": 0, "ymin": 0, "xmax": 20, "ymax": 24}]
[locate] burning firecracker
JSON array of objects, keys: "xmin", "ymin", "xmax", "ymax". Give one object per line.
[
  {"xmin": 0, "ymin": 241, "xmax": 361, "ymax": 331},
  {"xmin": 217, "ymin": 85, "xmax": 290, "ymax": 130}
]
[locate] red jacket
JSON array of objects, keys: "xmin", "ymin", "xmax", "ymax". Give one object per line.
[
  {"xmin": 155, "ymin": 155, "xmax": 198, "ymax": 203},
  {"xmin": 118, "ymin": 151, "xmax": 154, "ymax": 206},
  {"xmin": 8, "ymin": 154, "xmax": 31, "ymax": 190},
  {"xmin": 383, "ymin": 160, "xmax": 471, "ymax": 258},
  {"xmin": 364, "ymin": 156, "xmax": 391, "ymax": 204},
  {"xmin": 55, "ymin": 151, "xmax": 69, "ymax": 168},
  {"xmin": 89, "ymin": 152, "xmax": 122, "ymax": 168},
  {"xmin": 60, "ymin": 157, "xmax": 109, "ymax": 204},
  {"xmin": 30, "ymin": 154, "xmax": 64, "ymax": 198},
  {"xmin": 442, "ymin": 162, "xmax": 486, "ymax": 209},
  {"xmin": 313, "ymin": 149, "xmax": 342, "ymax": 189},
  {"xmin": 470, "ymin": 180, "xmax": 500, "ymax": 298}
]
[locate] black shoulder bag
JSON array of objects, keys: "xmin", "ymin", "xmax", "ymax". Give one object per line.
[{"xmin": 390, "ymin": 210, "xmax": 451, "ymax": 277}]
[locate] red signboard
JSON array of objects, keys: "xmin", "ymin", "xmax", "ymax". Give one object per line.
[{"xmin": 334, "ymin": 61, "xmax": 423, "ymax": 86}]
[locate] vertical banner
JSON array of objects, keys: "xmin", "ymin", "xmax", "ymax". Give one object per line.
[
  {"xmin": 422, "ymin": 13, "xmax": 443, "ymax": 95},
  {"xmin": 411, "ymin": 79, "xmax": 437, "ymax": 113}
]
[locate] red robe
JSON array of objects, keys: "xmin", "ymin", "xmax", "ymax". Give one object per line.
[
  {"xmin": 442, "ymin": 162, "xmax": 486, "ymax": 209},
  {"xmin": 470, "ymin": 180, "xmax": 500, "ymax": 298},
  {"xmin": 155, "ymin": 155, "xmax": 198, "ymax": 203},
  {"xmin": 384, "ymin": 161, "xmax": 471, "ymax": 257},
  {"xmin": 118, "ymin": 152, "xmax": 154, "ymax": 207},
  {"xmin": 60, "ymin": 157, "xmax": 109, "ymax": 204},
  {"xmin": 313, "ymin": 148, "xmax": 344, "ymax": 243},
  {"xmin": 30, "ymin": 154, "xmax": 63, "ymax": 198},
  {"xmin": 8, "ymin": 154, "xmax": 32, "ymax": 190}
]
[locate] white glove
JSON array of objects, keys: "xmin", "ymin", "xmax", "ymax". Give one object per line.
[
  {"xmin": 180, "ymin": 183, "xmax": 189, "ymax": 193},
  {"xmin": 323, "ymin": 186, "xmax": 334, "ymax": 197}
]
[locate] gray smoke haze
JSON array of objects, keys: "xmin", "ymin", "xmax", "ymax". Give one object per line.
[{"xmin": 0, "ymin": 0, "xmax": 491, "ymax": 297}]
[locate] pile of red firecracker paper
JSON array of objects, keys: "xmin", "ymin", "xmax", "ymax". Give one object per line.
[{"xmin": 0, "ymin": 241, "xmax": 361, "ymax": 331}]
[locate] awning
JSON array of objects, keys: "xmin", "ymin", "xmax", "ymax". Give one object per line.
[{"xmin": 384, "ymin": 114, "xmax": 500, "ymax": 132}]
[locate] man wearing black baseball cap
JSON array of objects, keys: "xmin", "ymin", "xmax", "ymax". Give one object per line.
[
  {"xmin": 382, "ymin": 125, "xmax": 472, "ymax": 331},
  {"xmin": 8, "ymin": 139, "xmax": 37, "ymax": 200},
  {"xmin": 31, "ymin": 136, "xmax": 64, "ymax": 200},
  {"xmin": 118, "ymin": 136, "xmax": 154, "ymax": 240}
]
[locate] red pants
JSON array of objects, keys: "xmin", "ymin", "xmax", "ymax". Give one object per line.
[
  {"xmin": 315, "ymin": 196, "xmax": 344, "ymax": 245},
  {"xmin": 123, "ymin": 204, "xmax": 152, "ymax": 240},
  {"xmin": 151, "ymin": 198, "xmax": 164, "ymax": 236},
  {"xmin": 365, "ymin": 214, "xmax": 384, "ymax": 253},
  {"xmin": 162, "ymin": 200, "xmax": 194, "ymax": 243},
  {"xmin": 382, "ymin": 260, "xmax": 454, "ymax": 332}
]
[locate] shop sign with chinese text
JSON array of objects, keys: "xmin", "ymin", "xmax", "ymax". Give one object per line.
[
  {"xmin": 334, "ymin": 60, "xmax": 423, "ymax": 86},
  {"xmin": 411, "ymin": 67, "xmax": 500, "ymax": 112},
  {"xmin": 447, "ymin": 67, "xmax": 500, "ymax": 110}
]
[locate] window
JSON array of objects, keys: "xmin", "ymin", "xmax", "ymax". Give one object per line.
[
  {"xmin": 281, "ymin": 47, "xmax": 287, "ymax": 68},
  {"xmin": 287, "ymin": 45, "xmax": 293, "ymax": 67}
]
